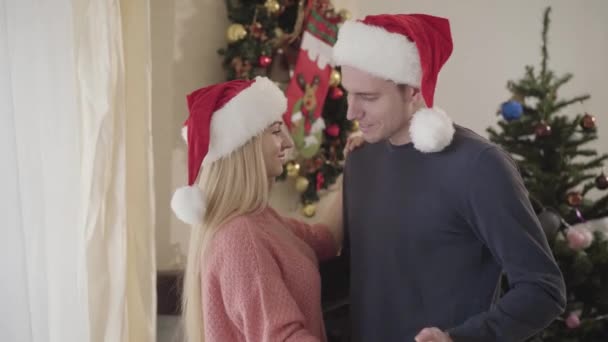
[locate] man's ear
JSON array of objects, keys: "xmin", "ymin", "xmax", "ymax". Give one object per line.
[
  {"xmin": 399, "ymin": 84, "xmax": 423, "ymax": 104},
  {"xmin": 408, "ymin": 87, "xmax": 427, "ymax": 107},
  {"xmin": 410, "ymin": 87, "xmax": 423, "ymax": 102}
]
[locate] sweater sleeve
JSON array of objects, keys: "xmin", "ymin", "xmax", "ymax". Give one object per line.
[
  {"xmin": 447, "ymin": 147, "xmax": 566, "ymax": 342},
  {"xmin": 216, "ymin": 222, "xmax": 321, "ymax": 342},
  {"xmin": 278, "ymin": 213, "xmax": 338, "ymax": 261}
]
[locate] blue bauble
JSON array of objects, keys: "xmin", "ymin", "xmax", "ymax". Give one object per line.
[{"xmin": 501, "ymin": 100, "xmax": 523, "ymax": 121}]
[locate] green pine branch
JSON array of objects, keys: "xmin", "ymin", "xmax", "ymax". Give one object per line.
[
  {"xmin": 540, "ymin": 7, "xmax": 551, "ymax": 81},
  {"xmin": 562, "ymin": 174, "xmax": 598, "ymax": 192},
  {"xmin": 586, "ymin": 193, "xmax": 608, "ymax": 219},
  {"xmin": 550, "ymin": 95, "xmax": 591, "ymax": 114}
]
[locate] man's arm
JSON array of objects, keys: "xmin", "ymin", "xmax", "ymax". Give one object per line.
[{"xmin": 447, "ymin": 146, "xmax": 566, "ymax": 342}]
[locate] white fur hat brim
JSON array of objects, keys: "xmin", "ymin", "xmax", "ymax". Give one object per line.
[
  {"xmin": 333, "ymin": 20, "xmax": 421, "ymax": 86},
  {"xmin": 181, "ymin": 76, "xmax": 287, "ymax": 164}
]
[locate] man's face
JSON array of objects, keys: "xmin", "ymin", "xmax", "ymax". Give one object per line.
[{"xmin": 341, "ymin": 65, "xmax": 416, "ymax": 144}]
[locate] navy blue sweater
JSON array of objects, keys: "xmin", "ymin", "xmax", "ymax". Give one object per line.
[{"xmin": 342, "ymin": 126, "xmax": 566, "ymax": 341}]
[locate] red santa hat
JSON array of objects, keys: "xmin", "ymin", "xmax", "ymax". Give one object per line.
[
  {"xmin": 333, "ymin": 14, "xmax": 455, "ymax": 152},
  {"xmin": 171, "ymin": 76, "xmax": 287, "ymax": 224}
]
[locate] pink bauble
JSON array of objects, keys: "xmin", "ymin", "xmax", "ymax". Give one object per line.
[
  {"xmin": 326, "ymin": 124, "xmax": 340, "ymax": 137},
  {"xmin": 567, "ymin": 229, "xmax": 587, "ymax": 250},
  {"xmin": 565, "ymin": 312, "xmax": 581, "ymax": 329}
]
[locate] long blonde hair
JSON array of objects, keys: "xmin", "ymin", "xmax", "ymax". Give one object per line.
[{"xmin": 182, "ymin": 134, "xmax": 270, "ymax": 342}]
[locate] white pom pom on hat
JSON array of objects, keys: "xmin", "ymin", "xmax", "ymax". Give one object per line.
[
  {"xmin": 171, "ymin": 185, "xmax": 206, "ymax": 225},
  {"xmin": 409, "ymin": 107, "xmax": 455, "ymax": 153}
]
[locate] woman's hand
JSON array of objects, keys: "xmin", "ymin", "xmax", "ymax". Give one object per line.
[{"xmin": 343, "ymin": 133, "xmax": 365, "ymax": 158}]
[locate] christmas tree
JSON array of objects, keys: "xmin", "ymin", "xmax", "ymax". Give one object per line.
[
  {"xmin": 218, "ymin": 0, "xmax": 356, "ymax": 218},
  {"xmin": 488, "ymin": 7, "xmax": 608, "ymax": 341}
]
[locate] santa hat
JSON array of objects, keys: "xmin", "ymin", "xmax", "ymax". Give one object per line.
[
  {"xmin": 333, "ymin": 14, "xmax": 455, "ymax": 152},
  {"xmin": 171, "ymin": 76, "xmax": 287, "ymax": 224}
]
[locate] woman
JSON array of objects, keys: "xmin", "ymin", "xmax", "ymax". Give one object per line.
[{"xmin": 171, "ymin": 76, "xmax": 346, "ymax": 342}]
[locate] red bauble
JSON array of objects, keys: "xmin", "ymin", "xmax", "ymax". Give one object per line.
[
  {"xmin": 534, "ymin": 121, "xmax": 552, "ymax": 138},
  {"xmin": 258, "ymin": 55, "xmax": 272, "ymax": 67},
  {"xmin": 316, "ymin": 172, "xmax": 325, "ymax": 191},
  {"xmin": 250, "ymin": 22, "xmax": 264, "ymax": 38},
  {"xmin": 566, "ymin": 191, "xmax": 583, "ymax": 207},
  {"xmin": 596, "ymin": 173, "xmax": 608, "ymax": 190},
  {"xmin": 330, "ymin": 87, "xmax": 344, "ymax": 99},
  {"xmin": 326, "ymin": 124, "xmax": 340, "ymax": 137},
  {"xmin": 580, "ymin": 113, "xmax": 596, "ymax": 131}
]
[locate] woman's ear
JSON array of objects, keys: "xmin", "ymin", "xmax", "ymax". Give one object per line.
[{"xmin": 409, "ymin": 87, "xmax": 425, "ymax": 106}]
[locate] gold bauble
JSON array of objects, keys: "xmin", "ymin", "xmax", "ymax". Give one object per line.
[
  {"xmin": 286, "ymin": 161, "xmax": 300, "ymax": 177},
  {"xmin": 295, "ymin": 176, "xmax": 310, "ymax": 193},
  {"xmin": 226, "ymin": 23, "xmax": 247, "ymax": 43},
  {"xmin": 302, "ymin": 204, "xmax": 316, "ymax": 217},
  {"xmin": 329, "ymin": 69, "xmax": 341, "ymax": 87},
  {"xmin": 352, "ymin": 120, "xmax": 359, "ymax": 131},
  {"xmin": 274, "ymin": 27, "xmax": 284, "ymax": 39},
  {"xmin": 264, "ymin": 0, "xmax": 281, "ymax": 14},
  {"xmin": 338, "ymin": 9, "xmax": 352, "ymax": 21}
]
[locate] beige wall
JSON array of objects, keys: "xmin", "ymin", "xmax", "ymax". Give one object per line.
[{"xmin": 153, "ymin": 0, "xmax": 608, "ymax": 270}]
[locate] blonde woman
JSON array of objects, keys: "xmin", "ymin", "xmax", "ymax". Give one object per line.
[{"xmin": 171, "ymin": 76, "xmax": 345, "ymax": 342}]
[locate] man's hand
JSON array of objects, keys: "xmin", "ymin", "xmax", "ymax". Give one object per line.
[
  {"xmin": 343, "ymin": 133, "xmax": 365, "ymax": 158},
  {"xmin": 415, "ymin": 327, "xmax": 453, "ymax": 342}
]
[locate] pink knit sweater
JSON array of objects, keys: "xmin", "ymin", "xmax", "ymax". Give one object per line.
[{"xmin": 201, "ymin": 207, "xmax": 338, "ymax": 342}]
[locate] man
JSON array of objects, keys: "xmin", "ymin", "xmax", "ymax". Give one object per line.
[{"xmin": 333, "ymin": 13, "xmax": 566, "ymax": 342}]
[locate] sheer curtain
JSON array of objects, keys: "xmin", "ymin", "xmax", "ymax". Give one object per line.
[{"xmin": 0, "ymin": 0, "xmax": 156, "ymax": 341}]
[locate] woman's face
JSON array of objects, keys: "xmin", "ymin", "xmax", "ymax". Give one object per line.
[{"xmin": 261, "ymin": 121, "xmax": 293, "ymax": 178}]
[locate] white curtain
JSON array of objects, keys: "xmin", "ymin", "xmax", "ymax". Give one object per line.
[{"xmin": 0, "ymin": 0, "xmax": 156, "ymax": 341}]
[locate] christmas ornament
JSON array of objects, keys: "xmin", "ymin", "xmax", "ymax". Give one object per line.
[
  {"xmin": 567, "ymin": 191, "xmax": 583, "ymax": 207},
  {"xmin": 264, "ymin": 0, "xmax": 281, "ymax": 14},
  {"xmin": 565, "ymin": 312, "xmax": 581, "ymax": 329},
  {"xmin": 330, "ymin": 86, "xmax": 344, "ymax": 99},
  {"xmin": 580, "ymin": 113, "xmax": 596, "ymax": 131},
  {"xmin": 325, "ymin": 123, "xmax": 340, "ymax": 137},
  {"xmin": 295, "ymin": 176, "xmax": 310, "ymax": 193},
  {"xmin": 259, "ymin": 55, "xmax": 272, "ymax": 67},
  {"xmin": 286, "ymin": 161, "xmax": 300, "ymax": 177},
  {"xmin": 352, "ymin": 120, "xmax": 359, "ymax": 131},
  {"xmin": 500, "ymin": 100, "xmax": 523, "ymax": 121},
  {"xmin": 302, "ymin": 203, "xmax": 316, "ymax": 217},
  {"xmin": 250, "ymin": 22, "xmax": 267, "ymax": 40},
  {"xmin": 534, "ymin": 121, "xmax": 552, "ymax": 138},
  {"xmin": 566, "ymin": 227, "xmax": 593, "ymax": 251},
  {"xmin": 537, "ymin": 209, "xmax": 561, "ymax": 240},
  {"xmin": 596, "ymin": 172, "xmax": 608, "ymax": 190},
  {"xmin": 274, "ymin": 27, "xmax": 284, "ymax": 39},
  {"xmin": 316, "ymin": 172, "xmax": 325, "ymax": 190},
  {"xmin": 338, "ymin": 9, "xmax": 352, "ymax": 21},
  {"xmin": 329, "ymin": 69, "xmax": 341, "ymax": 87},
  {"xmin": 226, "ymin": 23, "xmax": 247, "ymax": 43}
]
